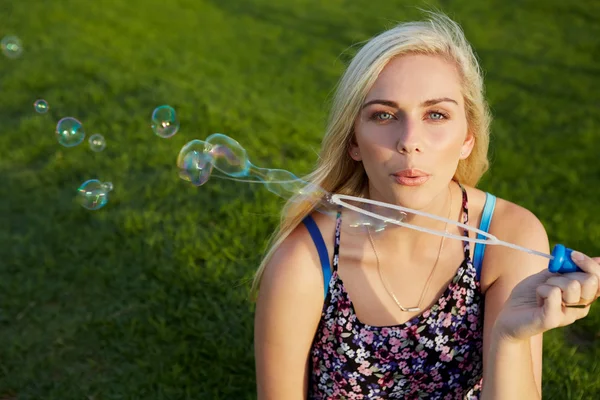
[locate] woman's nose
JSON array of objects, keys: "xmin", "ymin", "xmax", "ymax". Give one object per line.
[{"xmin": 395, "ymin": 118, "xmax": 422, "ymax": 154}]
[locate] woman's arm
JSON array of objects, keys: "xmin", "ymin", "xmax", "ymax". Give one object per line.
[
  {"xmin": 483, "ymin": 329, "xmax": 541, "ymax": 399},
  {"xmin": 254, "ymin": 225, "xmax": 326, "ymax": 400},
  {"xmin": 479, "ymin": 202, "xmax": 548, "ymax": 399}
]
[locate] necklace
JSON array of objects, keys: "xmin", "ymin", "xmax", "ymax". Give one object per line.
[{"xmin": 366, "ymin": 187, "xmax": 453, "ymax": 313}]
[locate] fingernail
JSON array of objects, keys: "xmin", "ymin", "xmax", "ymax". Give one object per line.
[{"xmin": 571, "ymin": 251, "xmax": 585, "ymax": 262}]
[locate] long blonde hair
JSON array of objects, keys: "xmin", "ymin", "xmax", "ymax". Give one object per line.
[{"xmin": 250, "ymin": 11, "xmax": 492, "ymax": 297}]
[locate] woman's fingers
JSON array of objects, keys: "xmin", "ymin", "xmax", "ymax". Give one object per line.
[
  {"xmin": 545, "ymin": 273, "xmax": 598, "ymax": 305},
  {"xmin": 536, "ymin": 284, "xmax": 565, "ymax": 327},
  {"xmin": 570, "ymin": 252, "xmax": 600, "ymax": 298},
  {"xmin": 536, "ymin": 282, "xmax": 591, "ymax": 328}
]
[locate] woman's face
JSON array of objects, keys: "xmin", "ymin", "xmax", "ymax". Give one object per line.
[{"xmin": 350, "ymin": 54, "xmax": 474, "ymax": 210}]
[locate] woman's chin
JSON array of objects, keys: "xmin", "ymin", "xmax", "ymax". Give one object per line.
[{"xmin": 388, "ymin": 188, "xmax": 442, "ymax": 211}]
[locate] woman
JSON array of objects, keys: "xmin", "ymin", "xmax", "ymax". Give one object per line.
[{"xmin": 253, "ymin": 12, "xmax": 599, "ymax": 399}]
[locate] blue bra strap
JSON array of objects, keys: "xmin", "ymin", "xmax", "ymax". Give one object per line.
[
  {"xmin": 473, "ymin": 193, "xmax": 497, "ymax": 281},
  {"xmin": 302, "ymin": 215, "xmax": 332, "ymax": 299}
]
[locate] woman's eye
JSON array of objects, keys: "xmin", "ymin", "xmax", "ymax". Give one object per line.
[
  {"xmin": 373, "ymin": 112, "xmax": 394, "ymax": 121},
  {"xmin": 428, "ymin": 111, "xmax": 447, "ymax": 120}
]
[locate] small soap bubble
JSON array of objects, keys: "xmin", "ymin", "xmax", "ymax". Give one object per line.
[
  {"xmin": 34, "ymin": 99, "xmax": 49, "ymax": 114},
  {"xmin": 77, "ymin": 179, "xmax": 112, "ymax": 210},
  {"xmin": 56, "ymin": 117, "xmax": 85, "ymax": 147},
  {"xmin": 151, "ymin": 105, "xmax": 179, "ymax": 138},
  {"xmin": 89, "ymin": 133, "xmax": 106, "ymax": 152},
  {"xmin": 1, "ymin": 36, "xmax": 23, "ymax": 59}
]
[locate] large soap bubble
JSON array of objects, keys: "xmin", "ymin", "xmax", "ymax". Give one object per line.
[{"xmin": 177, "ymin": 139, "xmax": 214, "ymax": 186}]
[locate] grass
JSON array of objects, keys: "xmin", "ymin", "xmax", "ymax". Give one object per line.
[{"xmin": 0, "ymin": 0, "xmax": 599, "ymax": 398}]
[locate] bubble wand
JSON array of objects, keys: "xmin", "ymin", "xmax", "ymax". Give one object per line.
[{"xmin": 177, "ymin": 133, "xmax": 579, "ymax": 274}]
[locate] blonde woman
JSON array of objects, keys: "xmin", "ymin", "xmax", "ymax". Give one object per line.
[{"xmin": 253, "ymin": 12, "xmax": 599, "ymax": 399}]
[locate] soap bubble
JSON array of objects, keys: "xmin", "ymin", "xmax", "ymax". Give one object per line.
[
  {"xmin": 34, "ymin": 99, "xmax": 49, "ymax": 113},
  {"xmin": 56, "ymin": 117, "xmax": 85, "ymax": 147},
  {"xmin": 89, "ymin": 133, "xmax": 106, "ymax": 152},
  {"xmin": 205, "ymin": 133, "xmax": 250, "ymax": 177},
  {"xmin": 151, "ymin": 105, "xmax": 179, "ymax": 138},
  {"xmin": 77, "ymin": 179, "xmax": 113, "ymax": 210},
  {"xmin": 1, "ymin": 36, "xmax": 23, "ymax": 59},
  {"xmin": 177, "ymin": 139, "xmax": 214, "ymax": 186},
  {"xmin": 176, "ymin": 137, "xmax": 327, "ymax": 202}
]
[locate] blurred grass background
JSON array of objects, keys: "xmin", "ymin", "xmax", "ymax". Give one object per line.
[{"xmin": 0, "ymin": 0, "xmax": 598, "ymax": 398}]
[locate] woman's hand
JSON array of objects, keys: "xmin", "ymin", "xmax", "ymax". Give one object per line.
[{"xmin": 494, "ymin": 251, "xmax": 600, "ymax": 341}]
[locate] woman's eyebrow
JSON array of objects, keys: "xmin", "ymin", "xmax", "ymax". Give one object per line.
[{"xmin": 361, "ymin": 97, "xmax": 458, "ymax": 109}]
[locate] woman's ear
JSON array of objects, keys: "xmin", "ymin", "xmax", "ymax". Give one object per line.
[
  {"xmin": 460, "ymin": 133, "xmax": 475, "ymax": 160},
  {"xmin": 348, "ymin": 145, "xmax": 361, "ymax": 161},
  {"xmin": 348, "ymin": 131, "xmax": 362, "ymax": 161}
]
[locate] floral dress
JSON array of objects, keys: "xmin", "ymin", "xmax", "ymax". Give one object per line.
[{"xmin": 308, "ymin": 184, "xmax": 484, "ymax": 399}]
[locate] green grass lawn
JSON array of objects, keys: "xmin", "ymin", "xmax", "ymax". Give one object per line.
[{"xmin": 0, "ymin": 0, "xmax": 599, "ymax": 398}]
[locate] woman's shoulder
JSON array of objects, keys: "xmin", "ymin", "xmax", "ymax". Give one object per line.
[
  {"xmin": 462, "ymin": 184, "xmax": 545, "ymax": 232},
  {"xmin": 258, "ymin": 211, "xmax": 335, "ymax": 302},
  {"xmin": 254, "ymin": 216, "xmax": 330, "ymax": 383},
  {"xmin": 464, "ymin": 184, "xmax": 549, "ymax": 289},
  {"xmin": 472, "ymin": 187, "xmax": 544, "ymax": 231}
]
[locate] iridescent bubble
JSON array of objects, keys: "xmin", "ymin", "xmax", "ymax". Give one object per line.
[
  {"xmin": 151, "ymin": 105, "xmax": 179, "ymax": 138},
  {"xmin": 34, "ymin": 99, "xmax": 49, "ymax": 114},
  {"xmin": 262, "ymin": 168, "xmax": 311, "ymax": 198},
  {"xmin": 77, "ymin": 179, "xmax": 113, "ymax": 210},
  {"xmin": 89, "ymin": 133, "xmax": 106, "ymax": 152},
  {"xmin": 205, "ymin": 133, "xmax": 250, "ymax": 177},
  {"xmin": 177, "ymin": 139, "xmax": 214, "ymax": 186},
  {"xmin": 1, "ymin": 36, "xmax": 23, "ymax": 59},
  {"xmin": 56, "ymin": 117, "xmax": 85, "ymax": 147}
]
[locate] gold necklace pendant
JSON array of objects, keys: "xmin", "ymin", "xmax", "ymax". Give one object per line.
[{"xmin": 390, "ymin": 290, "xmax": 421, "ymax": 312}]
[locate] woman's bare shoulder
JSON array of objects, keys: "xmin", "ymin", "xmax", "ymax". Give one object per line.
[
  {"xmin": 462, "ymin": 184, "xmax": 544, "ymax": 234},
  {"xmin": 258, "ymin": 211, "xmax": 336, "ymax": 301},
  {"xmin": 478, "ymin": 191, "xmax": 549, "ymax": 289}
]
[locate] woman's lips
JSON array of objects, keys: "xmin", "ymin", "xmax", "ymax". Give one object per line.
[{"xmin": 392, "ymin": 175, "xmax": 430, "ymax": 186}]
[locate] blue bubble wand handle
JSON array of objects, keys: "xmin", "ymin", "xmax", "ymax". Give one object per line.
[{"xmin": 548, "ymin": 244, "xmax": 582, "ymax": 273}]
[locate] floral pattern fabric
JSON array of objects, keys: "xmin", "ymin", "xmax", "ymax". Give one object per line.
[{"xmin": 308, "ymin": 184, "xmax": 484, "ymax": 399}]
